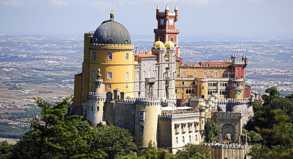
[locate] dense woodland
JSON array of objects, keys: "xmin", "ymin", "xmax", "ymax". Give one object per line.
[
  {"xmin": 245, "ymin": 87, "xmax": 293, "ymax": 158},
  {"xmin": 0, "ymin": 87, "xmax": 292, "ymax": 159},
  {"xmin": 0, "ymin": 97, "xmax": 211, "ymax": 159}
]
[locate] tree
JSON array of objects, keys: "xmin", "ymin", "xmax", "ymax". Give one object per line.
[
  {"xmin": 11, "ymin": 97, "xmax": 137, "ymax": 159},
  {"xmin": 0, "ymin": 141, "xmax": 13, "ymax": 159},
  {"xmin": 246, "ymin": 88, "xmax": 293, "ymax": 158},
  {"xmin": 246, "ymin": 130, "xmax": 263, "ymax": 144},
  {"xmin": 204, "ymin": 119, "xmax": 219, "ymax": 143},
  {"xmin": 265, "ymin": 87, "xmax": 279, "ymax": 97},
  {"xmin": 175, "ymin": 145, "xmax": 211, "ymax": 159}
]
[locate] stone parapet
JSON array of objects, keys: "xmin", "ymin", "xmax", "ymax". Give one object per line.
[
  {"xmin": 204, "ymin": 143, "xmax": 247, "ymax": 149},
  {"xmin": 90, "ymin": 43, "xmax": 134, "ymax": 50},
  {"xmin": 88, "ymin": 92, "xmax": 106, "ymax": 101},
  {"xmin": 159, "ymin": 111, "xmax": 200, "ymax": 120},
  {"xmin": 214, "ymin": 112, "xmax": 241, "ymax": 120},
  {"xmin": 217, "ymin": 98, "xmax": 250, "ymax": 105}
]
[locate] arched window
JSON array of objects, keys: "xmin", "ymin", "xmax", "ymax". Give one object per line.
[{"xmin": 107, "ymin": 52, "xmax": 112, "ymax": 60}]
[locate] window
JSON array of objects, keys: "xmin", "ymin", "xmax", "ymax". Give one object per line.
[
  {"xmin": 107, "ymin": 72, "xmax": 112, "ymax": 80},
  {"xmin": 125, "ymin": 72, "xmax": 129, "ymax": 80},
  {"xmin": 182, "ymin": 124, "xmax": 187, "ymax": 133},
  {"xmin": 182, "ymin": 81, "xmax": 184, "ymax": 85},
  {"xmin": 107, "ymin": 52, "xmax": 112, "ymax": 60},
  {"xmin": 159, "ymin": 19, "xmax": 164, "ymax": 25},
  {"xmin": 168, "ymin": 19, "xmax": 174, "ymax": 25},
  {"xmin": 188, "ymin": 123, "xmax": 193, "ymax": 133},
  {"xmin": 138, "ymin": 111, "xmax": 145, "ymax": 121},
  {"xmin": 92, "ymin": 51, "xmax": 96, "ymax": 62},
  {"xmin": 106, "ymin": 84, "xmax": 111, "ymax": 89},
  {"xmin": 125, "ymin": 84, "xmax": 128, "ymax": 88},
  {"xmin": 139, "ymin": 125, "xmax": 144, "ymax": 133},
  {"xmin": 175, "ymin": 124, "xmax": 180, "ymax": 134},
  {"xmin": 125, "ymin": 53, "xmax": 129, "ymax": 60},
  {"xmin": 189, "ymin": 135, "xmax": 191, "ymax": 142},
  {"xmin": 176, "ymin": 137, "xmax": 179, "ymax": 144},
  {"xmin": 182, "ymin": 136, "xmax": 185, "ymax": 143}
]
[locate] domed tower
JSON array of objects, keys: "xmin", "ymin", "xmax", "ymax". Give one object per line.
[{"xmin": 73, "ymin": 13, "xmax": 135, "ymax": 112}]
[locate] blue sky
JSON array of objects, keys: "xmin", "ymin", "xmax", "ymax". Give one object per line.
[{"xmin": 0, "ymin": 0, "xmax": 293, "ymax": 40}]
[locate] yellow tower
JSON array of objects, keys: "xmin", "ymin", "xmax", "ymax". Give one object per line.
[
  {"xmin": 73, "ymin": 12, "xmax": 136, "ymax": 109},
  {"xmin": 90, "ymin": 12, "xmax": 136, "ymax": 98}
]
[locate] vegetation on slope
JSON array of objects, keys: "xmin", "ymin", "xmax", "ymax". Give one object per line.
[
  {"xmin": 246, "ymin": 87, "xmax": 293, "ymax": 159},
  {"xmin": 0, "ymin": 97, "xmax": 210, "ymax": 159}
]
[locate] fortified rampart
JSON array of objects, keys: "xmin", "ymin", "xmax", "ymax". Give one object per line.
[{"xmin": 205, "ymin": 143, "xmax": 251, "ymax": 159}]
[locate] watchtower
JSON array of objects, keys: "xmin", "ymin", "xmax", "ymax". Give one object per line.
[{"xmin": 154, "ymin": 7, "xmax": 180, "ymax": 56}]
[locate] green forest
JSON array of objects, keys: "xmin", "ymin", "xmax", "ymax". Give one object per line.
[{"xmin": 245, "ymin": 87, "xmax": 293, "ymax": 158}]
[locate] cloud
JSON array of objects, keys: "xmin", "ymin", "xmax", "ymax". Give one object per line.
[
  {"xmin": 48, "ymin": 0, "xmax": 67, "ymax": 7},
  {"xmin": 0, "ymin": 0, "xmax": 23, "ymax": 7}
]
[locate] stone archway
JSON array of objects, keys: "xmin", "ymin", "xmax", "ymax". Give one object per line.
[{"xmin": 222, "ymin": 123, "xmax": 235, "ymax": 143}]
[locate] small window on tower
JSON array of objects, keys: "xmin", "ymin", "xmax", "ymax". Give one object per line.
[
  {"xmin": 92, "ymin": 51, "xmax": 96, "ymax": 62},
  {"xmin": 125, "ymin": 53, "xmax": 129, "ymax": 60},
  {"xmin": 159, "ymin": 19, "xmax": 164, "ymax": 25},
  {"xmin": 107, "ymin": 52, "xmax": 112, "ymax": 60},
  {"xmin": 125, "ymin": 72, "xmax": 129, "ymax": 80},
  {"xmin": 107, "ymin": 72, "xmax": 112, "ymax": 80},
  {"xmin": 170, "ymin": 38, "xmax": 174, "ymax": 42},
  {"xmin": 106, "ymin": 84, "xmax": 111, "ymax": 89}
]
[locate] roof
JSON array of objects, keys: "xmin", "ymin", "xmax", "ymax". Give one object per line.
[
  {"xmin": 181, "ymin": 60, "xmax": 231, "ymax": 68},
  {"xmin": 93, "ymin": 14, "xmax": 131, "ymax": 44},
  {"xmin": 135, "ymin": 51, "xmax": 157, "ymax": 61}
]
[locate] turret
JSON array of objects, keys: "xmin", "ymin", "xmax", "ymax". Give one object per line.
[
  {"xmin": 174, "ymin": 7, "xmax": 179, "ymax": 21},
  {"xmin": 85, "ymin": 68, "xmax": 106, "ymax": 126}
]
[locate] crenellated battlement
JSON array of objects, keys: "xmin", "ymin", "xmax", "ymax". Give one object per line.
[
  {"xmin": 90, "ymin": 43, "xmax": 134, "ymax": 50},
  {"xmin": 88, "ymin": 92, "xmax": 106, "ymax": 101},
  {"xmin": 217, "ymin": 98, "xmax": 250, "ymax": 105},
  {"xmin": 113, "ymin": 98, "xmax": 162, "ymax": 106},
  {"xmin": 204, "ymin": 143, "xmax": 247, "ymax": 149},
  {"xmin": 159, "ymin": 111, "xmax": 199, "ymax": 120},
  {"xmin": 215, "ymin": 112, "xmax": 241, "ymax": 120}
]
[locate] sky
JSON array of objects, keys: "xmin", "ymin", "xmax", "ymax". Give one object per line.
[{"xmin": 0, "ymin": 0, "xmax": 293, "ymax": 40}]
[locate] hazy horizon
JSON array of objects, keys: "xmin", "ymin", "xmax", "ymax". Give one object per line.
[{"xmin": 1, "ymin": 0, "xmax": 293, "ymax": 40}]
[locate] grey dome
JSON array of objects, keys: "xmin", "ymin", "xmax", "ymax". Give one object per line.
[{"xmin": 93, "ymin": 14, "xmax": 131, "ymax": 44}]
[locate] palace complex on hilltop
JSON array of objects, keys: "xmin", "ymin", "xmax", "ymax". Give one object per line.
[{"xmin": 72, "ymin": 7, "xmax": 254, "ymax": 156}]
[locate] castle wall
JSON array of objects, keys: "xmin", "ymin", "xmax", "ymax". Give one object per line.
[
  {"xmin": 213, "ymin": 112, "xmax": 242, "ymax": 143},
  {"xmin": 73, "ymin": 73, "xmax": 82, "ymax": 109},
  {"xmin": 158, "ymin": 119, "xmax": 172, "ymax": 148},
  {"xmin": 84, "ymin": 97, "xmax": 106, "ymax": 126},
  {"xmin": 179, "ymin": 67, "xmax": 228, "ymax": 79},
  {"xmin": 158, "ymin": 112, "xmax": 205, "ymax": 153},
  {"xmin": 103, "ymin": 100, "xmax": 136, "ymax": 133},
  {"xmin": 135, "ymin": 100, "xmax": 161, "ymax": 147},
  {"xmin": 206, "ymin": 144, "xmax": 250, "ymax": 159},
  {"xmin": 80, "ymin": 33, "xmax": 92, "ymax": 104},
  {"xmin": 136, "ymin": 58, "xmax": 157, "ymax": 98}
]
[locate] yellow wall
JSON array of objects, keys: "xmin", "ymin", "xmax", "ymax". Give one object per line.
[
  {"xmin": 176, "ymin": 66, "xmax": 227, "ymax": 100},
  {"xmin": 176, "ymin": 79, "xmax": 195, "ymax": 101},
  {"xmin": 90, "ymin": 44, "xmax": 136, "ymax": 98},
  {"xmin": 179, "ymin": 67, "xmax": 227, "ymax": 78},
  {"xmin": 197, "ymin": 80, "xmax": 208, "ymax": 99}
]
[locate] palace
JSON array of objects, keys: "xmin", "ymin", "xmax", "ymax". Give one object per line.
[{"xmin": 72, "ymin": 8, "xmax": 254, "ymax": 154}]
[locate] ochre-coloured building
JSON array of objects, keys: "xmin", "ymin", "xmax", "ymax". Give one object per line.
[
  {"xmin": 73, "ymin": 13, "xmax": 136, "ymax": 112},
  {"xmin": 72, "ymin": 8, "xmax": 253, "ymax": 157}
]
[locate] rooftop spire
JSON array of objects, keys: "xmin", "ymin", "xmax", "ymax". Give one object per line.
[{"xmin": 110, "ymin": 10, "xmax": 114, "ymax": 21}]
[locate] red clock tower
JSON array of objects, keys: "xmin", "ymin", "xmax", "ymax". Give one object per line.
[{"xmin": 154, "ymin": 7, "xmax": 180, "ymax": 56}]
